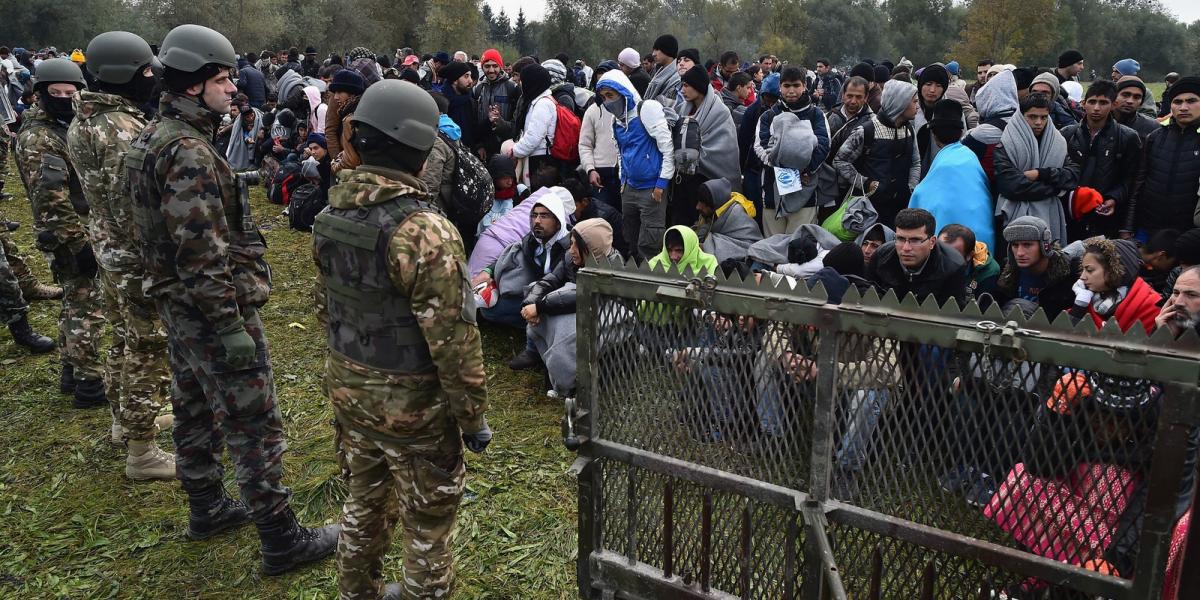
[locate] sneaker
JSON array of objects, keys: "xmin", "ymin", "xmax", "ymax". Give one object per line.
[
  {"xmin": 125, "ymin": 440, "xmax": 177, "ymax": 481},
  {"xmin": 965, "ymin": 472, "xmax": 998, "ymax": 508}
]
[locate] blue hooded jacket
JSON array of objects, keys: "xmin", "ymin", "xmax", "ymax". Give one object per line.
[{"xmin": 595, "ymin": 70, "xmax": 674, "ymax": 190}]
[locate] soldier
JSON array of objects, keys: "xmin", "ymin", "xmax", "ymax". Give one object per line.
[
  {"xmin": 124, "ymin": 24, "xmax": 338, "ymax": 573},
  {"xmin": 68, "ymin": 31, "xmax": 175, "ymax": 480},
  {"xmin": 14, "ymin": 58, "xmax": 108, "ymax": 409},
  {"xmin": 313, "ymin": 80, "xmax": 491, "ymax": 600},
  {"xmin": 0, "ymin": 228, "xmax": 65, "ymax": 302},
  {"xmin": 1, "ymin": 239, "xmax": 56, "ymax": 353}
]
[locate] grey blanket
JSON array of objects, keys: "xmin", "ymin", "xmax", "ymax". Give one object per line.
[
  {"xmin": 994, "ymin": 104, "xmax": 1069, "ymax": 245},
  {"xmin": 748, "ymin": 224, "xmax": 842, "ymax": 266}
]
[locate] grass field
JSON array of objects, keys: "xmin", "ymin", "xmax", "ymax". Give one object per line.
[{"xmin": 0, "ymin": 160, "xmax": 578, "ymax": 599}]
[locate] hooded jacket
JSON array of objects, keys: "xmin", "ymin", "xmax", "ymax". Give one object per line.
[
  {"xmin": 595, "ymin": 70, "xmax": 675, "ymax": 190},
  {"xmin": 648, "ymin": 225, "xmax": 718, "ymax": 275},
  {"xmin": 963, "ymin": 70, "xmax": 1019, "ymax": 182},
  {"xmin": 303, "ymin": 85, "xmax": 327, "ymax": 132},
  {"xmin": 695, "ymin": 178, "xmax": 763, "ymax": 261},
  {"xmin": 489, "ymin": 189, "xmax": 572, "ymax": 298},
  {"xmin": 994, "ymin": 247, "xmax": 1079, "ymax": 318},
  {"xmin": 237, "ymin": 64, "xmax": 267, "ymax": 108},
  {"xmin": 720, "ymin": 86, "xmax": 747, "ymax": 127},
  {"xmin": 522, "ymin": 218, "xmax": 621, "ymax": 315},
  {"xmin": 511, "ymin": 87, "xmax": 556, "ymax": 159},
  {"xmin": 276, "ymin": 69, "xmax": 306, "ymax": 110},
  {"xmin": 865, "ymin": 239, "xmax": 969, "ymax": 307}
]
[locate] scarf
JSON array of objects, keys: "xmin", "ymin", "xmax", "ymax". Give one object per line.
[
  {"xmin": 994, "ymin": 109, "xmax": 1070, "ymax": 243},
  {"xmin": 1091, "ymin": 286, "xmax": 1129, "ymax": 318}
]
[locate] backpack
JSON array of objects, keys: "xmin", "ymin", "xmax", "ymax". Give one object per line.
[
  {"xmin": 269, "ymin": 160, "xmax": 304, "ymax": 205},
  {"xmin": 545, "ymin": 98, "xmax": 582, "ymax": 164},
  {"xmin": 671, "ymin": 114, "xmax": 703, "ymax": 177},
  {"xmin": 439, "ymin": 133, "xmax": 495, "ymax": 230},
  {"xmin": 287, "ymin": 183, "xmax": 328, "ymax": 231}
]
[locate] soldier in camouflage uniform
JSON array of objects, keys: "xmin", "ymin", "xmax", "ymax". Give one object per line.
[
  {"xmin": 124, "ymin": 24, "xmax": 338, "ymax": 574},
  {"xmin": 68, "ymin": 31, "xmax": 175, "ymax": 480},
  {"xmin": 313, "ymin": 80, "xmax": 491, "ymax": 600},
  {"xmin": 0, "ymin": 228, "xmax": 65, "ymax": 302},
  {"xmin": 14, "ymin": 58, "xmax": 108, "ymax": 408},
  {"xmin": 0, "ymin": 237, "xmax": 56, "ymax": 353}
]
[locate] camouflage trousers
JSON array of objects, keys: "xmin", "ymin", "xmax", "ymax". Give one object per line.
[
  {"xmin": 334, "ymin": 418, "xmax": 465, "ymax": 600},
  {"xmin": 55, "ymin": 269, "xmax": 105, "ymax": 380},
  {"xmin": 0, "ymin": 237, "xmax": 27, "ymax": 325},
  {"xmin": 0, "ymin": 232, "xmax": 39, "ymax": 297},
  {"xmin": 100, "ymin": 268, "xmax": 170, "ymax": 441},
  {"xmin": 157, "ymin": 299, "xmax": 290, "ymax": 521}
]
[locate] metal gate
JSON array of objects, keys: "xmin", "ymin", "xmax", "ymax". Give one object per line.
[{"xmin": 565, "ymin": 260, "xmax": 1200, "ymax": 599}]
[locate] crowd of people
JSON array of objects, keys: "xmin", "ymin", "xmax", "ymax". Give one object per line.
[{"xmin": 2, "ymin": 23, "xmax": 1200, "ymax": 600}]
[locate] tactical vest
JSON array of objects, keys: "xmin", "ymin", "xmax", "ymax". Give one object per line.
[
  {"xmin": 21, "ymin": 118, "xmax": 89, "ymax": 217},
  {"xmin": 312, "ymin": 195, "xmax": 437, "ymax": 375}
]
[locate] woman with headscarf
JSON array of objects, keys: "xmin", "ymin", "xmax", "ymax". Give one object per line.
[{"xmin": 994, "ymin": 93, "xmax": 1079, "ymax": 247}]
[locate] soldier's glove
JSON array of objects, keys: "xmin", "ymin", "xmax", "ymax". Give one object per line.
[
  {"xmin": 74, "ymin": 245, "xmax": 98, "ymax": 279},
  {"xmin": 217, "ymin": 319, "xmax": 257, "ymax": 370},
  {"xmin": 462, "ymin": 419, "xmax": 493, "ymax": 454}
]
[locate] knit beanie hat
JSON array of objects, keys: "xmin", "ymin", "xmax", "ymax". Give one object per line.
[
  {"xmin": 678, "ymin": 48, "xmax": 700, "ymax": 64},
  {"xmin": 929, "ymin": 98, "xmax": 964, "ymax": 128},
  {"xmin": 328, "ymin": 69, "xmax": 365, "ymax": 95},
  {"xmin": 1070, "ymin": 187, "xmax": 1103, "ymax": 220},
  {"xmin": 1012, "ymin": 67, "xmax": 1037, "ymax": 91},
  {"xmin": 1057, "ymin": 49, "xmax": 1084, "ymax": 69},
  {"xmin": 880, "ymin": 79, "xmax": 918, "ymax": 123},
  {"xmin": 1116, "ymin": 76, "xmax": 1147, "ymax": 97},
  {"xmin": 520, "ymin": 64, "xmax": 552, "ymax": 100},
  {"xmin": 760, "ymin": 73, "xmax": 781, "ymax": 98},
  {"xmin": 1174, "ymin": 229, "xmax": 1200, "ymax": 266},
  {"xmin": 541, "ymin": 59, "xmax": 567, "ymax": 84},
  {"xmin": 1003, "ymin": 216, "xmax": 1052, "ymax": 246},
  {"xmin": 652, "ymin": 34, "xmax": 679, "ymax": 59},
  {"xmin": 918, "ymin": 63, "xmax": 949, "ymax": 90},
  {"xmin": 305, "ymin": 132, "xmax": 327, "ymax": 149},
  {"xmin": 618, "ymin": 48, "xmax": 640, "ymax": 69},
  {"xmin": 399, "ymin": 69, "xmax": 420, "ymax": 85},
  {"xmin": 481, "ymin": 48, "xmax": 504, "ymax": 68},
  {"xmin": 1031, "ymin": 71, "xmax": 1062, "ymax": 97},
  {"xmin": 432, "ymin": 51, "xmax": 450, "ymax": 65},
  {"xmin": 440, "ymin": 61, "xmax": 472, "ymax": 84},
  {"xmin": 1112, "ymin": 58, "xmax": 1140, "ymax": 77},
  {"xmin": 681, "ymin": 64, "xmax": 710, "ymax": 93},
  {"xmin": 873, "ymin": 65, "xmax": 891, "ymax": 85},
  {"xmin": 1166, "ymin": 76, "xmax": 1200, "ymax": 105},
  {"xmin": 850, "ymin": 62, "xmax": 874, "ymax": 82},
  {"xmin": 946, "ymin": 60, "xmax": 959, "ymax": 76},
  {"xmin": 824, "ymin": 241, "xmax": 865, "ymax": 278},
  {"xmin": 1112, "ymin": 239, "xmax": 1142, "ymax": 287}
]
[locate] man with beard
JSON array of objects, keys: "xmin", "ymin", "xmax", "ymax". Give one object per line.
[
  {"xmin": 1154, "ymin": 266, "xmax": 1200, "ymax": 338},
  {"xmin": 473, "ymin": 49, "xmax": 518, "ymax": 160}
]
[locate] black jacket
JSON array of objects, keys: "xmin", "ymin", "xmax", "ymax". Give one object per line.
[
  {"xmin": 1125, "ymin": 120, "xmax": 1200, "ymax": 234},
  {"xmin": 992, "ymin": 249, "xmax": 1080, "ymax": 319},
  {"xmin": 865, "ymin": 241, "xmax": 969, "ymax": 308},
  {"xmin": 1062, "ymin": 118, "xmax": 1141, "ymax": 238},
  {"xmin": 628, "ymin": 69, "xmax": 651, "ymax": 97},
  {"xmin": 994, "ymin": 141, "xmax": 1080, "ymax": 204}
]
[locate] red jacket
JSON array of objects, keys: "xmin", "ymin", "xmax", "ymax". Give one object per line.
[{"xmin": 1088, "ymin": 276, "xmax": 1161, "ymax": 334}]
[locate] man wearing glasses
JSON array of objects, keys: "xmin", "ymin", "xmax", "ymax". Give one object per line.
[{"xmin": 865, "ymin": 207, "xmax": 969, "ymax": 307}]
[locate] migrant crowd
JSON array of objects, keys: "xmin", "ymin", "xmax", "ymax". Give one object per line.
[{"xmin": 2, "ymin": 27, "xmax": 1200, "ymax": 600}]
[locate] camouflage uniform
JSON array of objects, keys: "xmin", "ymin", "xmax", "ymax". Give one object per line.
[
  {"xmin": 67, "ymin": 91, "xmax": 169, "ymax": 441},
  {"xmin": 313, "ymin": 167, "xmax": 488, "ymax": 600},
  {"xmin": 0, "ymin": 236, "xmax": 28, "ymax": 325},
  {"xmin": 125, "ymin": 91, "xmax": 288, "ymax": 519},
  {"xmin": 15, "ymin": 106, "xmax": 105, "ymax": 380},
  {"xmin": 0, "ymin": 232, "xmax": 39, "ymax": 296}
]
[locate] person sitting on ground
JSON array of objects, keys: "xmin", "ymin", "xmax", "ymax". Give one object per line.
[
  {"xmin": 939, "ymin": 224, "xmax": 1000, "ymax": 300},
  {"xmin": 563, "ymin": 178, "xmax": 625, "ymax": 256},
  {"xmin": 467, "ymin": 166, "xmax": 561, "ymax": 278},
  {"xmin": 1071, "ymin": 236, "xmax": 1161, "ymax": 334},
  {"xmin": 477, "ymin": 154, "xmax": 522, "ymax": 236},
  {"xmin": 993, "ymin": 216, "xmax": 1081, "ymax": 319},
  {"xmin": 856, "ymin": 222, "xmax": 894, "ymax": 269},
  {"xmin": 521, "ymin": 218, "xmax": 622, "ymax": 398},
  {"xmin": 300, "ymin": 132, "xmax": 332, "ymax": 192},
  {"xmin": 865, "ymin": 208, "xmax": 968, "ymax": 307},
  {"xmin": 1138, "ymin": 229, "xmax": 1180, "ymax": 298},
  {"xmin": 473, "ymin": 187, "xmax": 572, "ymax": 370},
  {"xmin": 694, "ymin": 177, "xmax": 763, "ymax": 262},
  {"xmin": 649, "ymin": 225, "xmax": 718, "ymax": 276}
]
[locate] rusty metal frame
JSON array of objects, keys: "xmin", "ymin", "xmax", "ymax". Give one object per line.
[{"xmin": 573, "ymin": 258, "xmax": 1200, "ymax": 599}]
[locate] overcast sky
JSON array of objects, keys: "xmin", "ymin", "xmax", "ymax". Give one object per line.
[{"xmin": 487, "ymin": 0, "xmax": 1199, "ymax": 26}]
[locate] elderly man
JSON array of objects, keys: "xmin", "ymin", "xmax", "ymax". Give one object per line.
[{"xmin": 1155, "ymin": 266, "xmax": 1200, "ymax": 338}]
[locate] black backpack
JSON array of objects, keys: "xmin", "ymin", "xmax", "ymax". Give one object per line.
[
  {"xmin": 287, "ymin": 183, "xmax": 328, "ymax": 232},
  {"xmin": 439, "ymin": 133, "xmax": 494, "ymax": 231},
  {"xmin": 269, "ymin": 160, "xmax": 303, "ymax": 205}
]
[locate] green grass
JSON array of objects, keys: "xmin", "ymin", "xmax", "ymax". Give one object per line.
[{"xmin": 0, "ymin": 159, "xmax": 577, "ymax": 599}]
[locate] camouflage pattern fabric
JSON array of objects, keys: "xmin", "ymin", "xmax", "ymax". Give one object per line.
[
  {"xmin": 127, "ymin": 91, "xmax": 286, "ymax": 519},
  {"xmin": 316, "ymin": 167, "xmax": 487, "ymax": 599},
  {"xmin": 0, "ymin": 237, "xmax": 28, "ymax": 325},
  {"xmin": 125, "ymin": 92, "xmax": 271, "ymax": 334},
  {"xmin": 0, "ymin": 233, "xmax": 39, "ymax": 296},
  {"xmin": 99, "ymin": 268, "xmax": 169, "ymax": 440},
  {"xmin": 334, "ymin": 421, "xmax": 464, "ymax": 600},
  {"xmin": 68, "ymin": 91, "xmax": 168, "ymax": 442},
  {"xmin": 16, "ymin": 105, "xmax": 105, "ymax": 379}
]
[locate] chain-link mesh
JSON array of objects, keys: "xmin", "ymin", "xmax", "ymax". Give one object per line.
[{"xmin": 578, "ymin": 272, "xmax": 1195, "ymax": 600}]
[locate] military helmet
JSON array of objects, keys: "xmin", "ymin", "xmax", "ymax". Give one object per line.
[
  {"xmin": 33, "ymin": 58, "xmax": 87, "ymax": 89},
  {"xmin": 158, "ymin": 24, "xmax": 236, "ymax": 73},
  {"xmin": 85, "ymin": 31, "xmax": 156, "ymax": 85},
  {"xmin": 350, "ymin": 80, "xmax": 439, "ymax": 151}
]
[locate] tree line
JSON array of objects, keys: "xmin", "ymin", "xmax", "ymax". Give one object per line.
[{"xmin": 0, "ymin": 0, "xmax": 1196, "ymax": 78}]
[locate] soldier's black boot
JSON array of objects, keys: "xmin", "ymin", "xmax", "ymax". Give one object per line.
[
  {"xmin": 186, "ymin": 485, "xmax": 251, "ymax": 540},
  {"xmin": 59, "ymin": 363, "xmax": 75, "ymax": 394},
  {"xmin": 72, "ymin": 377, "xmax": 108, "ymax": 409},
  {"xmin": 256, "ymin": 507, "xmax": 341, "ymax": 576},
  {"xmin": 8, "ymin": 316, "xmax": 55, "ymax": 354}
]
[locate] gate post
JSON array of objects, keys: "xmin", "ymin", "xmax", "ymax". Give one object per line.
[{"xmin": 804, "ymin": 311, "xmax": 841, "ymax": 599}]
